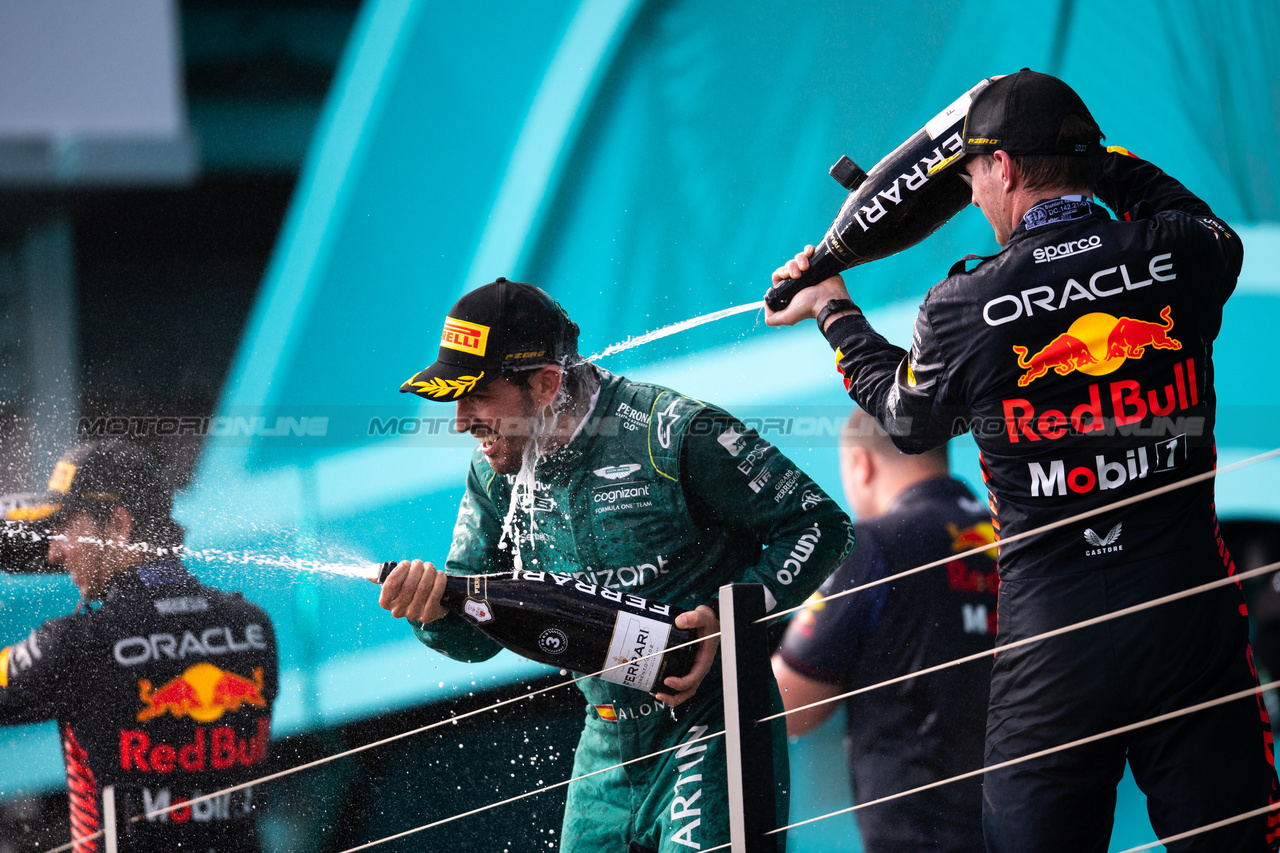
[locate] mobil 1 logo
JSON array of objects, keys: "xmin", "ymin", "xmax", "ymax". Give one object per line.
[
  {"xmin": 1027, "ymin": 433, "xmax": 1189, "ymax": 497},
  {"xmin": 1153, "ymin": 433, "xmax": 1188, "ymax": 472}
]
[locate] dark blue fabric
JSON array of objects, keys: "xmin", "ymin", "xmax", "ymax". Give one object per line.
[
  {"xmin": 779, "ymin": 476, "xmax": 996, "ymax": 853},
  {"xmin": 133, "ymin": 558, "xmax": 188, "ymax": 588}
]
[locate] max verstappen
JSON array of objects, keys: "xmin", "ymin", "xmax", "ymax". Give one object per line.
[
  {"xmin": 0, "ymin": 441, "xmax": 277, "ymax": 852},
  {"xmin": 766, "ymin": 70, "xmax": 1278, "ymax": 852}
]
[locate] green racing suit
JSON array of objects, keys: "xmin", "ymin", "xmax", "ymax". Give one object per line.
[{"xmin": 413, "ymin": 369, "xmax": 853, "ymax": 852}]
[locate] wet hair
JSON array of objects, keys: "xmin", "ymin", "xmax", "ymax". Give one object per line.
[
  {"xmin": 1006, "ymin": 112, "xmax": 1105, "ymax": 193},
  {"xmin": 503, "ymin": 359, "xmax": 600, "ymax": 414}
]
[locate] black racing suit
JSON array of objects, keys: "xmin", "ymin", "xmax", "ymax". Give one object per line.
[
  {"xmin": 778, "ymin": 476, "xmax": 996, "ymax": 852},
  {"xmin": 823, "ymin": 149, "xmax": 1278, "ymax": 851},
  {"xmin": 0, "ymin": 560, "xmax": 278, "ymax": 852}
]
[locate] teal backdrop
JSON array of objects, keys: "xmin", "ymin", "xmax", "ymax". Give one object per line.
[{"xmin": 4, "ymin": 1, "xmax": 1280, "ymax": 850}]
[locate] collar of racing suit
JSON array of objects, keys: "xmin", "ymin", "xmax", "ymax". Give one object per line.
[
  {"xmin": 101, "ymin": 559, "xmax": 194, "ymax": 600},
  {"xmin": 1011, "ymin": 194, "xmax": 1109, "ymax": 242}
]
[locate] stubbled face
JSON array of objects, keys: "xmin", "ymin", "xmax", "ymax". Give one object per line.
[
  {"xmin": 454, "ymin": 378, "xmax": 542, "ymax": 474},
  {"xmin": 48, "ymin": 511, "xmax": 113, "ymax": 600},
  {"xmin": 965, "ymin": 155, "xmax": 1012, "ymax": 245}
]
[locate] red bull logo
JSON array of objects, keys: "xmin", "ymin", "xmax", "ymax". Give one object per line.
[
  {"xmin": 120, "ymin": 718, "xmax": 270, "ymax": 773},
  {"xmin": 137, "ymin": 664, "xmax": 265, "ymax": 723},
  {"xmin": 1012, "ymin": 306, "xmax": 1181, "ymax": 387},
  {"xmin": 945, "ymin": 523, "xmax": 999, "ymax": 594},
  {"xmin": 788, "ymin": 592, "xmax": 825, "ymax": 640},
  {"xmin": 1002, "ymin": 357, "xmax": 1199, "ymax": 445},
  {"xmin": 946, "ymin": 522, "xmax": 998, "ymax": 559}
]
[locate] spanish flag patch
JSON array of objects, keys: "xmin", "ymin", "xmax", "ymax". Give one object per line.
[{"xmin": 594, "ymin": 704, "xmax": 618, "ymax": 722}]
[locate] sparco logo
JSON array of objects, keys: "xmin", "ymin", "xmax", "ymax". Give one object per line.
[
  {"xmin": 538, "ymin": 628, "xmax": 568, "ymax": 655},
  {"xmin": 1034, "ymin": 235, "xmax": 1102, "ymax": 264}
]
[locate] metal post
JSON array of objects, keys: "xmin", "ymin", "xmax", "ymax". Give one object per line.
[
  {"xmin": 719, "ymin": 583, "xmax": 780, "ymax": 853},
  {"xmin": 102, "ymin": 785, "xmax": 118, "ymax": 853}
]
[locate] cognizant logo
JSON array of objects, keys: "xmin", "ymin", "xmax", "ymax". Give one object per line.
[{"xmin": 593, "ymin": 484, "xmax": 651, "ymax": 504}]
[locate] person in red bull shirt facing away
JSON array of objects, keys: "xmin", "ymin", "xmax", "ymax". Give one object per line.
[
  {"xmin": 766, "ymin": 70, "xmax": 1278, "ymax": 852},
  {"xmin": 773, "ymin": 409, "xmax": 996, "ymax": 852},
  {"xmin": 0, "ymin": 440, "xmax": 278, "ymax": 853}
]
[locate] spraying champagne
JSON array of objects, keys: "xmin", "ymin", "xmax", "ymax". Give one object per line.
[
  {"xmin": 377, "ymin": 561, "xmax": 697, "ymax": 693},
  {"xmin": 764, "ymin": 77, "xmax": 993, "ymax": 310}
]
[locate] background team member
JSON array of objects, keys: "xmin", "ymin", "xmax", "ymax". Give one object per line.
[
  {"xmin": 0, "ymin": 440, "xmax": 278, "ymax": 852},
  {"xmin": 765, "ymin": 70, "xmax": 1278, "ymax": 852},
  {"xmin": 378, "ymin": 278, "xmax": 853, "ymax": 853},
  {"xmin": 773, "ymin": 408, "xmax": 995, "ymax": 852}
]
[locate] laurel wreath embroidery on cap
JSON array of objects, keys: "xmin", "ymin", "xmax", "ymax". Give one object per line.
[{"xmin": 411, "ymin": 372, "xmax": 485, "ymax": 399}]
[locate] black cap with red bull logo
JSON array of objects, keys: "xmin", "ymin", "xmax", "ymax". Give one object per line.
[{"xmin": 400, "ymin": 278, "xmax": 581, "ymax": 402}]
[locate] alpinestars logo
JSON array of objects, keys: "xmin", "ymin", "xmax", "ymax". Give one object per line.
[
  {"xmin": 1084, "ymin": 523, "xmax": 1122, "ymax": 556},
  {"xmin": 594, "ymin": 464, "xmax": 642, "ymax": 481},
  {"xmin": 656, "ymin": 399, "xmax": 682, "ymax": 449}
]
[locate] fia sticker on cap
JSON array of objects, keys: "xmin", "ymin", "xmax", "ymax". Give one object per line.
[
  {"xmin": 441, "ymin": 317, "xmax": 490, "ymax": 357},
  {"xmin": 48, "ymin": 461, "xmax": 76, "ymax": 494}
]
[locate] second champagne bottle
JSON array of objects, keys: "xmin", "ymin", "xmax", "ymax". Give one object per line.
[{"xmin": 378, "ymin": 562, "xmax": 699, "ymax": 694}]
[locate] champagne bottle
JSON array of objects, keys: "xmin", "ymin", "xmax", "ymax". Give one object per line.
[
  {"xmin": 765, "ymin": 77, "xmax": 993, "ymax": 310},
  {"xmin": 0, "ymin": 493, "xmax": 60, "ymax": 574},
  {"xmin": 378, "ymin": 562, "xmax": 698, "ymax": 693}
]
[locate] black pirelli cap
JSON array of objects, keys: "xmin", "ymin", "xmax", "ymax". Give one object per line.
[{"xmin": 400, "ymin": 278, "xmax": 580, "ymax": 401}]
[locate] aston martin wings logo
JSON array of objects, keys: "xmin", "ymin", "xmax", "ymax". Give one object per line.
[{"xmin": 1083, "ymin": 524, "xmax": 1122, "ymax": 547}]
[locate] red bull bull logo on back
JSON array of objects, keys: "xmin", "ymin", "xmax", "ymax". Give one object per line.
[
  {"xmin": 1012, "ymin": 306, "xmax": 1181, "ymax": 387},
  {"xmin": 137, "ymin": 663, "xmax": 265, "ymax": 723}
]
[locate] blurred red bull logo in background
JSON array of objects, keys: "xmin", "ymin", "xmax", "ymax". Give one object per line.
[
  {"xmin": 788, "ymin": 592, "xmax": 825, "ymax": 640},
  {"xmin": 946, "ymin": 522, "xmax": 998, "ymax": 559},
  {"xmin": 120, "ymin": 718, "xmax": 270, "ymax": 773},
  {"xmin": 1012, "ymin": 306, "xmax": 1181, "ymax": 387},
  {"xmin": 137, "ymin": 663, "xmax": 265, "ymax": 722},
  {"xmin": 945, "ymin": 523, "xmax": 1000, "ymax": 594}
]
